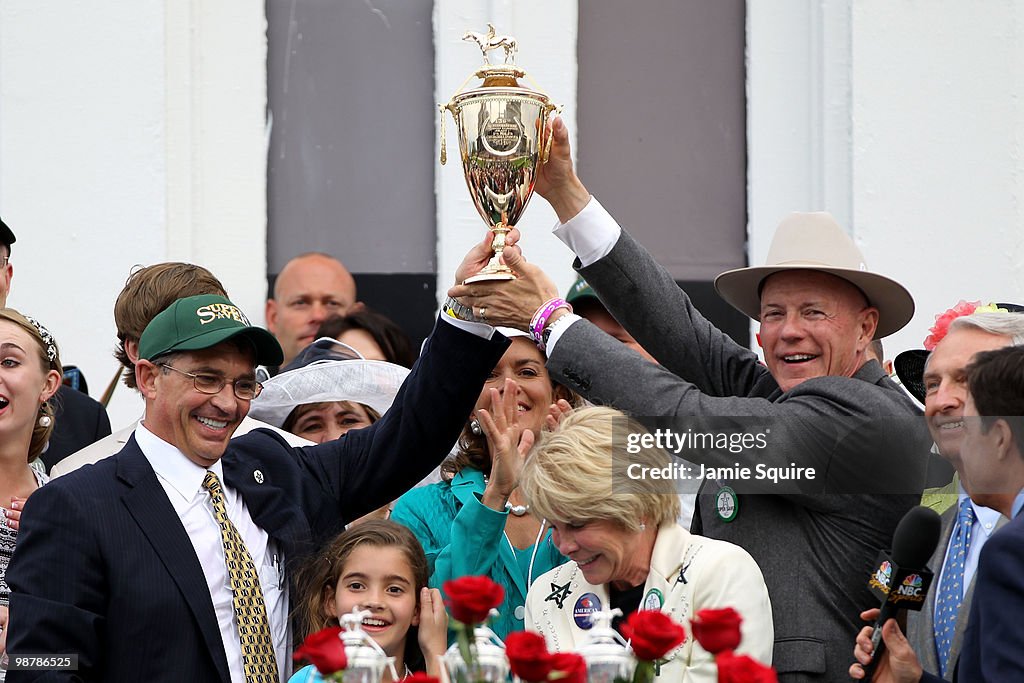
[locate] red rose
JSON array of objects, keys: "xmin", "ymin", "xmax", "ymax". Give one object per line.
[
  {"xmin": 691, "ymin": 607, "xmax": 743, "ymax": 655},
  {"xmin": 293, "ymin": 626, "xmax": 347, "ymax": 675},
  {"xmin": 715, "ymin": 650, "xmax": 778, "ymax": 683},
  {"xmin": 505, "ymin": 631, "xmax": 554, "ymax": 682},
  {"xmin": 547, "ymin": 652, "xmax": 587, "ymax": 683},
  {"xmin": 621, "ymin": 610, "xmax": 687, "ymax": 661},
  {"xmin": 442, "ymin": 575, "xmax": 505, "ymax": 625},
  {"xmin": 403, "ymin": 673, "xmax": 440, "ymax": 683}
]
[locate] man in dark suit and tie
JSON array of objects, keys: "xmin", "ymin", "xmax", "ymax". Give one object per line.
[
  {"xmin": 6, "ymin": 285, "xmax": 508, "ymax": 681},
  {"xmin": 852, "ymin": 344, "xmax": 1024, "ymax": 682},
  {"xmin": 900, "ymin": 311, "xmax": 1024, "ymax": 678}
]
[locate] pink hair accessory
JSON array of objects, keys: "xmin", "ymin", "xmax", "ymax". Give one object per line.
[{"xmin": 921, "ymin": 300, "xmax": 1009, "ymax": 350}]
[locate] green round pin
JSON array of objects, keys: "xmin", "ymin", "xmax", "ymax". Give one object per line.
[
  {"xmin": 643, "ymin": 588, "xmax": 664, "ymax": 610},
  {"xmin": 715, "ymin": 485, "xmax": 739, "ymax": 522}
]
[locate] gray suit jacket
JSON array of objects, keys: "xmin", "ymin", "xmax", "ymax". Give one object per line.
[
  {"xmin": 547, "ymin": 231, "xmax": 929, "ymax": 682},
  {"xmin": 907, "ymin": 500, "xmax": 1008, "ymax": 677}
]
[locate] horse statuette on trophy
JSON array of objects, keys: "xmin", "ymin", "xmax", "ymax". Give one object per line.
[{"xmin": 440, "ymin": 24, "xmax": 559, "ymax": 282}]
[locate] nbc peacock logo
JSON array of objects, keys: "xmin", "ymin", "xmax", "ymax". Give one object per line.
[{"xmin": 869, "ymin": 560, "xmax": 893, "ymax": 593}]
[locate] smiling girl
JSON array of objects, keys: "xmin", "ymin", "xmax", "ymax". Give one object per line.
[{"xmin": 290, "ymin": 520, "xmax": 447, "ymax": 682}]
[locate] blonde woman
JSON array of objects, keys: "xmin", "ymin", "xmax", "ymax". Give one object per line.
[{"xmin": 521, "ymin": 406, "xmax": 773, "ymax": 682}]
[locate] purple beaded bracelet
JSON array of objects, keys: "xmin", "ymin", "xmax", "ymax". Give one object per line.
[{"xmin": 530, "ymin": 297, "xmax": 572, "ymax": 346}]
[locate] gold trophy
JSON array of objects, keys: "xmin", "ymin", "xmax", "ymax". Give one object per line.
[{"xmin": 440, "ymin": 24, "xmax": 559, "ymax": 282}]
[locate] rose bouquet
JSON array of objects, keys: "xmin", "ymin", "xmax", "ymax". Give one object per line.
[
  {"xmin": 442, "ymin": 576, "xmax": 508, "ymax": 683},
  {"xmin": 293, "ymin": 626, "xmax": 348, "ymax": 681},
  {"xmin": 620, "ymin": 610, "xmax": 687, "ymax": 683},
  {"xmin": 293, "ymin": 608, "xmax": 407, "ymax": 683},
  {"xmin": 505, "ymin": 631, "xmax": 586, "ymax": 683},
  {"xmin": 691, "ymin": 608, "xmax": 777, "ymax": 683}
]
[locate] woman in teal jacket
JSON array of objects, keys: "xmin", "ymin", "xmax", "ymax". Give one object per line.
[{"xmin": 391, "ymin": 330, "xmax": 576, "ymax": 639}]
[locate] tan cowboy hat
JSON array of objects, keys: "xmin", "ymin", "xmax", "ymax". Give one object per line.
[{"xmin": 714, "ymin": 212, "xmax": 914, "ymax": 338}]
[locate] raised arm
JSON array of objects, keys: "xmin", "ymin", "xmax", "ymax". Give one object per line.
[{"xmin": 299, "ymin": 316, "xmax": 508, "ymax": 523}]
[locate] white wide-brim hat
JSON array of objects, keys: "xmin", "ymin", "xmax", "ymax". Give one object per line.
[
  {"xmin": 248, "ymin": 338, "xmax": 410, "ymax": 428},
  {"xmin": 713, "ymin": 212, "xmax": 915, "ymax": 338}
]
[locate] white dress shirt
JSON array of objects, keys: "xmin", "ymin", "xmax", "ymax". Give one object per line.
[
  {"xmin": 137, "ymin": 423, "xmax": 290, "ymax": 683},
  {"xmin": 544, "ymin": 197, "xmax": 699, "ymax": 529},
  {"xmin": 544, "ymin": 196, "xmax": 620, "ymax": 353}
]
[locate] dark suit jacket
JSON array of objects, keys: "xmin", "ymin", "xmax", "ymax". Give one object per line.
[
  {"xmin": 6, "ymin": 318, "xmax": 507, "ymax": 682},
  {"xmin": 547, "ymin": 231, "xmax": 930, "ymax": 682},
  {"xmin": 952, "ymin": 509, "xmax": 1024, "ymax": 682},
  {"xmin": 41, "ymin": 385, "xmax": 112, "ymax": 472}
]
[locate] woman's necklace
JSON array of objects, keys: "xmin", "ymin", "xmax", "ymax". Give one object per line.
[
  {"xmin": 504, "ymin": 489, "xmax": 530, "ymax": 516},
  {"xmin": 505, "ymin": 500, "xmax": 530, "ymax": 516}
]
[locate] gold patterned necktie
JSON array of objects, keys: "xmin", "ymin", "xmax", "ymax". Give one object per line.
[{"xmin": 202, "ymin": 471, "xmax": 279, "ymax": 682}]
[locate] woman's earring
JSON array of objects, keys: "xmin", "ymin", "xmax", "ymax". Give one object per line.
[
  {"xmin": 38, "ymin": 414, "xmax": 52, "ymax": 428},
  {"xmin": 639, "ymin": 521, "xmax": 646, "ymax": 532},
  {"xmin": 470, "ymin": 419, "xmax": 483, "ymax": 436}
]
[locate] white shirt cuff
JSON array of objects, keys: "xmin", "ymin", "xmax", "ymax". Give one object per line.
[
  {"xmin": 543, "ymin": 312, "xmax": 582, "ymax": 356},
  {"xmin": 439, "ymin": 312, "xmax": 498, "ymax": 340},
  {"xmin": 551, "ymin": 196, "xmax": 622, "ymax": 267}
]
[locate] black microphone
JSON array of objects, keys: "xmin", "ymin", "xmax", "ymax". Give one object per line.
[{"xmin": 862, "ymin": 505, "xmax": 942, "ymax": 678}]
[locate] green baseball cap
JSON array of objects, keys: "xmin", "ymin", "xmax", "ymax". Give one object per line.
[
  {"xmin": 565, "ymin": 275, "xmax": 598, "ymax": 306},
  {"xmin": 139, "ymin": 294, "xmax": 283, "ymax": 366}
]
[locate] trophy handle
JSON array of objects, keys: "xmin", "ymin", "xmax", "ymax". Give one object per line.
[
  {"xmin": 541, "ymin": 103, "xmax": 563, "ymax": 164},
  {"xmin": 439, "ymin": 102, "xmax": 455, "ymax": 165}
]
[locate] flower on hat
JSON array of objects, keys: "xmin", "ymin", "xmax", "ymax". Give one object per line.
[{"xmin": 922, "ymin": 300, "xmax": 1010, "ymax": 350}]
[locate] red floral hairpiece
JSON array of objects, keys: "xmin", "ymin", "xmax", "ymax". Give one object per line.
[
  {"xmin": 922, "ymin": 300, "xmax": 1009, "ymax": 350},
  {"xmin": 923, "ymin": 300, "xmax": 980, "ymax": 350}
]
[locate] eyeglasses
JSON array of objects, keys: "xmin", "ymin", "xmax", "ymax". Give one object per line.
[{"xmin": 160, "ymin": 364, "xmax": 263, "ymax": 400}]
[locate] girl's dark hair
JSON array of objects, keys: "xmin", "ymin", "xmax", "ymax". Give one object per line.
[
  {"xmin": 294, "ymin": 520, "xmax": 430, "ymax": 669},
  {"xmin": 316, "ymin": 309, "xmax": 417, "ymax": 368}
]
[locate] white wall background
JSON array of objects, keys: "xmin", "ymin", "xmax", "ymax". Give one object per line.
[
  {"xmin": 3, "ymin": 0, "xmax": 1023, "ymax": 435},
  {"xmin": 0, "ymin": 1, "xmax": 268, "ymax": 430},
  {"xmin": 749, "ymin": 0, "xmax": 1024, "ymax": 364},
  {"xmin": 851, "ymin": 0, "xmax": 1024, "ymax": 359},
  {"xmin": 434, "ymin": 0, "xmax": 579, "ymax": 304}
]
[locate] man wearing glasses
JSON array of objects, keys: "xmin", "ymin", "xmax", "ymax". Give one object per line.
[{"xmin": 6, "ymin": 293, "xmax": 507, "ymax": 682}]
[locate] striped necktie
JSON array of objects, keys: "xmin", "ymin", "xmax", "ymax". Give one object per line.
[
  {"xmin": 933, "ymin": 498, "xmax": 975, "ymax": 678},
  {"xmin": 203, "ymin": 471, "xmax": 279, "ymax": 682}
]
